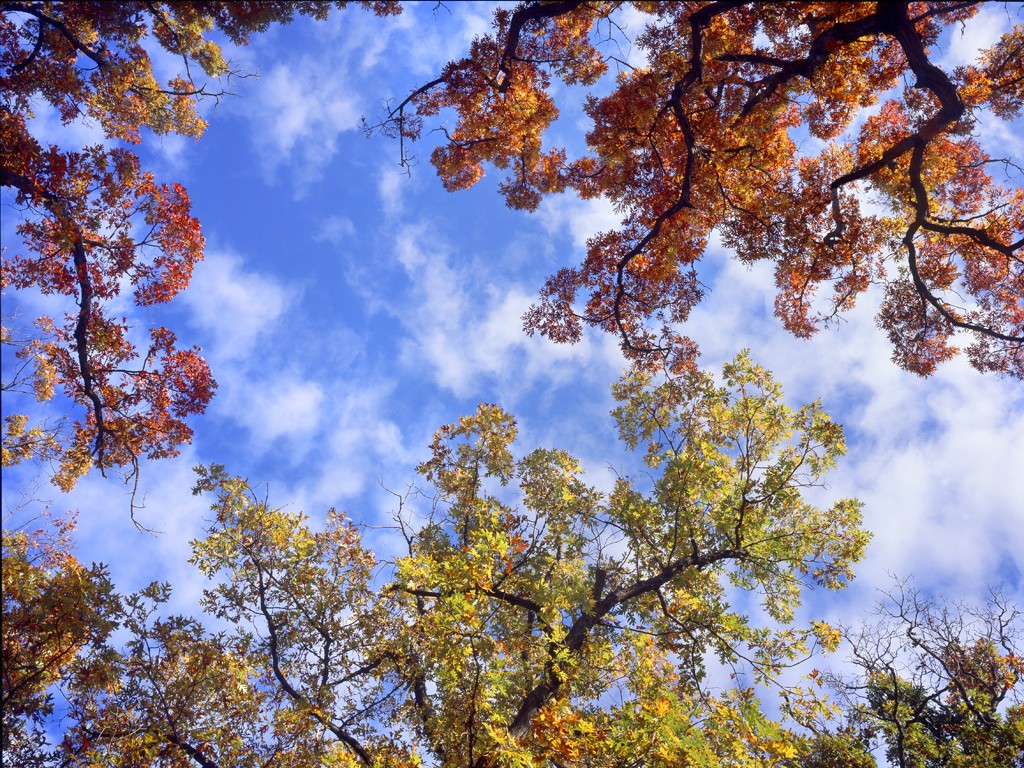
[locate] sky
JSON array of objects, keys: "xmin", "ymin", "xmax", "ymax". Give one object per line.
[{"xmin": 3, "ymin": 0, "xmax": 1023, "ymax": 698}]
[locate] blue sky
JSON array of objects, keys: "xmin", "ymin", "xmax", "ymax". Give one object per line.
[{"xmin": 3, "ymin": 1, "xmax": 1023, "ymax": 681}]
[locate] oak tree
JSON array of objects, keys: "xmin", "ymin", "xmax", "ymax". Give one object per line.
[
  {"xmin": 1, "ymin": 510, "xmax": 119, "ymax": 765},
  {"xmin": 804, "ymin": 581, "xmax": 1024, "ymax": 768},
  {"xmin": 373, "ymin": 1, "xmax": 1024, "ymax": 376},
  {"xmin": 60, "ymin": 353, "xmax": 869, "ymax": 767}
]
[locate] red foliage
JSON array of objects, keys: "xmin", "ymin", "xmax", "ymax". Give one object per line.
[
  {"xmin": 1, "ymin": 2, "xmax": 395, "ymax": 488},
  {"xmin": 378, "ymin": 1, "xmax": 1023, "ymax": 377}
]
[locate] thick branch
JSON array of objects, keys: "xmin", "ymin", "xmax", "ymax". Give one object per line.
[
  {"xmin": 604, "ymin": 2, "xmax": 747, "ymax": 355},
  {"xmin": 409, "ymin": 594, "xmax": 447, "ymax": 765},
  {"xmin": 9, "ymin": 15, "xmax": 43, "ymax": 72},
  {"xmin": 165, "ymin": 733, "xmax": 219, "ymax": 768},
  {"xmin": 905, "ymin": 142, "xmax": 1023, "ymax": 343},
  {"xmin": 2, "ymin": 168, "xmax": 115, "ymax": 462},
  {"xmin": 724, "ymin": 11, "xmax": 885, "ymax": 119},
  {"xmin": 400, "ymin": 583, "xmax": 543, "ymax": 614},
  {"xmin": 1, "ymin": 2, "xmax": 107, "ymax": 68},
  {"xmin": 70, "ymin": 233, "xmax": 107, "ymax": 459},
  {"xmin": 1, "ymin": 168, "xmax": 114, "ymax": 461},
  {"xmin": 826, "ymin": 2, "xmax": 966, "ymax": 240},
  {"xmin": 496, "ymin": 1, "xmax": 587, "ymax": 93},
  {"xmin": 503, "ymin": 546, "xmax": 746, "ymax": 743},
  {"xmin": 919, "ymin": 219, "xmax": 1022, "ymax": 265}
]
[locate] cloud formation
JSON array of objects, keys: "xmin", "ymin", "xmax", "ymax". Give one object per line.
[{"xmin": 183, "ymin": 249, "xmax": 294, "ymax": 360}]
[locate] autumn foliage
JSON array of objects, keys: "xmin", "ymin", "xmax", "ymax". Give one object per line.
[
  {"xmin": 375, "ymin": 1, "xmax": 1024, "ymax": 376},
  {"xmin": 1, "ymin": 511, "xmax": 118, "ymax": 762},
  {"xmin": 0, "ymin": 1, "xmax": 396, "ymax": 489},
  {"xmin": 3, "ymin": 4, "xmax": 1022, "ymax": 767}
]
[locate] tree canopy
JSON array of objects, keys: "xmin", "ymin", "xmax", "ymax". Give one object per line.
[
  {"xmin": 1, "ymin": 511, "xmax": 118, "ymax": 764},
  {"xmin": 8, "ymin": 354, "xmax": 877, "ymax": 767},
  {"xmin": 374, "ymin": 1, "xmax": 1024, "ymax": 376},
  {"xmin": 5, "ymin": 1, "xmax": 1023, "ymax": 487},
  {"xmin": 807, "ymin": 582, "xmax": 1024, "ymax": 768},
  {"xmin": 5, "ymin": 355, "xmax": 1019, "ymax": 766},
  {"xmin": 2, "ymin": 3, "xmax": 1022, "ymax": 767}
]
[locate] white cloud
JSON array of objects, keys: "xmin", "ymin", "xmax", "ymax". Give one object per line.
[
  {"xmin": 972, "ymin": 106, "xmax": 1024, "ymax": 160},
  {"xmin": 234, "ymin": 3, "xmax": 501, "ymax": 194},
  {"xmin": 183, "ymin": 249, "xmax": 294, "ymax": 360},
  {"xmin": 943, "ymin": 5, "xmax": 1011, "ymax": 67},
  {"xmin": 245, "ymin": 59, "xmax": 361, "ymax": 190},
  {"xmin": 377, "ymin": 164, "xmax": 409, "ymax": 216},
  {"xmin": 219, "ymin": 374, "xmax": 325, "ymax": 445},
  {"xmin": 148, "ymin": 133, "xmax": 192, "ymax": 173},
  {"xmin": 371, "ymin": 3, "xmax": 493, "ymax": 77},
  {"xmin": 58, "ymin": 448, "xmax": 214, "ymax": 615},
  {"xmin": 387, "ymin": 223, "xmax": 623, "ymax": 399},
  {"xmin": 314, "ymin": 215, "xmax": 357, "ymax": 245},
  {"xmin": 841, "ymin": 367, "xmax": 1024, "ymax": 596},
  {"xmin": 26, "ymin": 98, "xmax": 108, "ymax": 152},
  {"xmin": 304, "ymin": 382, "xmax": 410, "ymax": 504},
  {"xmin": 197, "ymin": 368, "xmax": 414, "ymax": 524},
  {"xmin": 538, "ymin": 193, "xmax": 618, "ymax": 249},
  {"xmin": 171, "ymin": 245, "xmax": 412, "ymax": 509}
]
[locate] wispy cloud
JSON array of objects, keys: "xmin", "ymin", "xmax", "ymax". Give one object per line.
[
  {"xmin": 183, "ymin": 249, "xmax": 295, "ymax": 361},
  {"xmin": 219, "ymin": 373, "xmax": 325, "ymax": 447},
  {"xmin": 303, "ymin": 380, "xmax": 410, "ymax": 505},
  {"xmin": 538, "ymin": 193, "xmax": 619, "ymax": 251},
  {"xmin": 244, "ymin": 59, "xmax": 361, "ymax": 191},
  {"xmin": 26, "ymin": 99, "xmax": 108, "ymax": 152},
  {"xmin": 942, "ymin": 4, "xmax": 1012, "ymax": 67},
  {"xmin": 235, "ymin": 3, "xmax": 500, "ymax": 194},
  {"xmin": 377, "ymin": 163, "xmax": 410, "ymax": 216},
  {"xmin": 386, "ymin": 222, "xmax": 623, "ymax": 400},
  {"xmin": 60, "ymin": 448, "xmax": 213, "ymax": 614},
  {"xmin": 314, "ymin": 215, "xmax": 357, "ymax": 245}
]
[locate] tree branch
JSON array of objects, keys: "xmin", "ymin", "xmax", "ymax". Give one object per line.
[
  {"xmin": 495, "ymin": 1, "xmax": 587, "ymax": 93},
  {"xmin": 2, "ymin": 2, "xmax": 108, "ymax": 68}
]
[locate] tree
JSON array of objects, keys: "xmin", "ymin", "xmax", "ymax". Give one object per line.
[
  {"xmin": 803, "ymin": 581, "xmax": 1024, "ymax": 768},
  {"xmin": 1, "ymin": 509, "xmax": 119, "ymax": 765},
  {"xmin": 0, "ymin": 1, "xmax": 397, "ymax": 490},
  {"xmin": 60, "ymin": 582, "xmax": 295, "ymax": 768},
  {"xmin": 372, "ymin": 1, "xmax": 1024, "ymax": 376},
  {"xmin": 56, "ymin": 353, "xmax": 869, "ymax": 767}
]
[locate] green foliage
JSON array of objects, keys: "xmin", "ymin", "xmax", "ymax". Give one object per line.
[
  {"xmin": 5, "ymin": 357, "xmax": 1022, "ymax": 767},
  {"xmin": 26, "ymin": 354, "xmax": 868, "ymax": 766}
]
